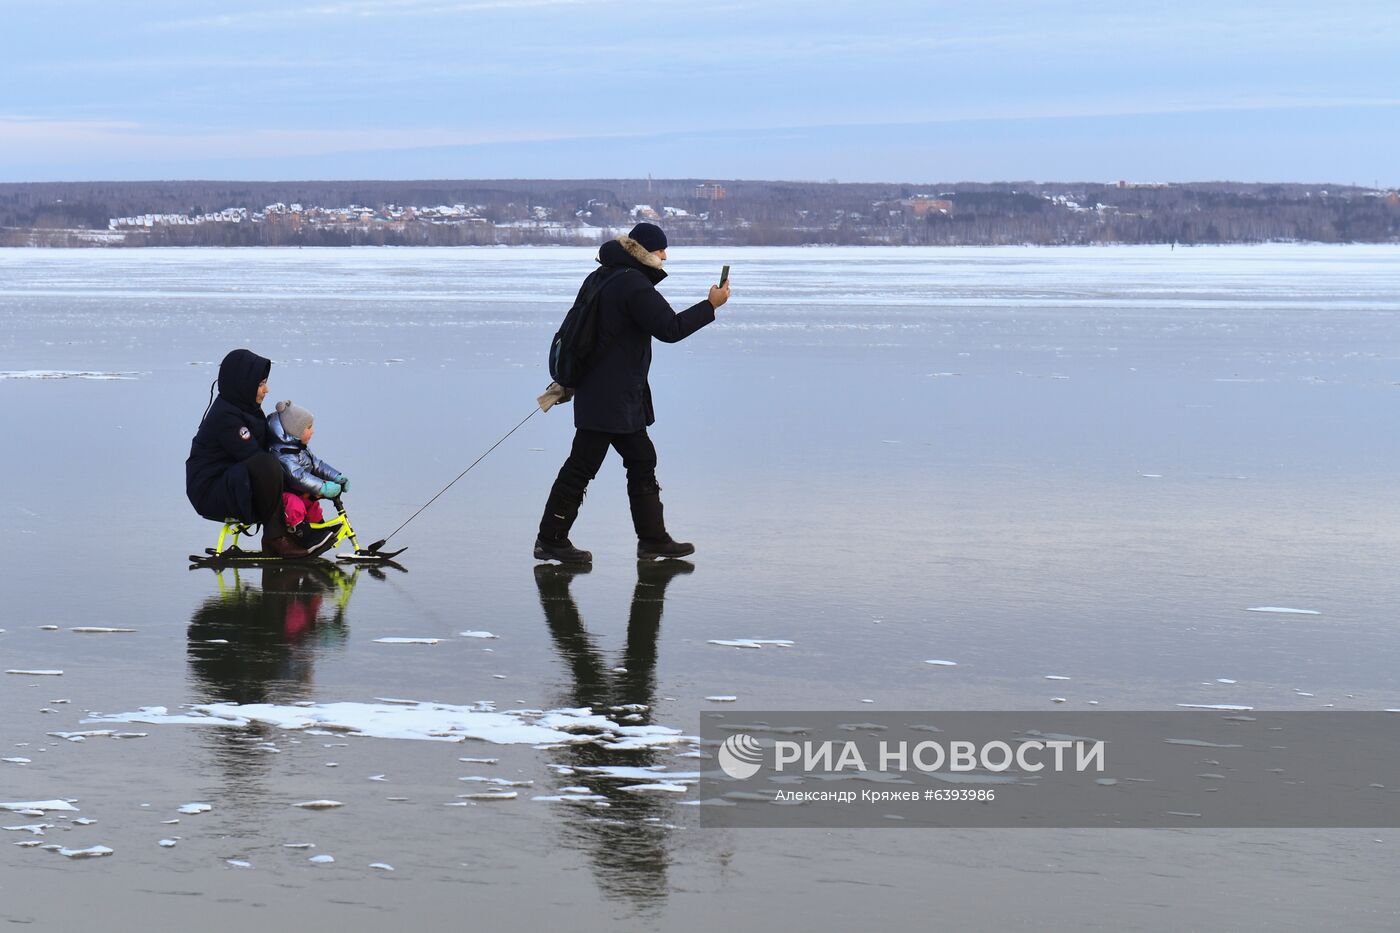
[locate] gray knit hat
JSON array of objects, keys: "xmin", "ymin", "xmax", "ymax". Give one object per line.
[{"xmin": 275, "ymin": 399, "xmax": 313, "ymax": 438}]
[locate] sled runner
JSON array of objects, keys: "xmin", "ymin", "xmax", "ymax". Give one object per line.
[{"xmin": 189, "ymin": 497, "xmax": 405, "ymax": 570}]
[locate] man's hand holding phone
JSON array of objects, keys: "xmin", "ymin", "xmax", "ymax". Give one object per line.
[{"xmin": 709, "ymin": 264, "xmax": 731, "ymax": 308}]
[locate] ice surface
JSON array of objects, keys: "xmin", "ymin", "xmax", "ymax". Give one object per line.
[
  {"xmin": 2, "ymin": 758, "xmax": 31, "ymax": 764},
  {"xmin": 452, "ymin": 791, "xmax": 518, "ymax": 801},
  {"xmin": 177, "ymin": 803, "xmax": 212, "ymax": 815},
  {"xmin": 708, "ymin": 639, "xmax": 794, "ymax": 649},
  {"xmin": 5, "ymin": 670, "xmax": 63, "ymax": 676},
  {"xmin": 226, "ymin": 860, "xmax": 251, "ymax": 868},
  {"xmin": 373, "ymin": 637, "xmax": 442, "ymax": 644},
  {"xmin": 70, "ymin": 627, "xmax": 137, "ymax": 634},
  {"xmin": 458, "ymin": 631, "xmax": 498, "ymax": 639},
  {"xmin": 159, "ymin": 839, "xmax": 178, "ymax": 848},
  {"xmin": 1045, "ymin": 675, "xmax": 1071, "ymax": 681},
  {"xmin": 4, "ymin": 824, "xmax": 52, "ymax": 835},
  {"xmin": 370, "ymin": 862, "xmax": 394, "ymax": 871},
  {"xmin": 1244, "ymin": 607, "xmax": 1320, "ymax": 615},
  {"xmin": 291, "ymin": 800, "xmax": 344, "ymax": 809},
  {"xmin": 308, "ymin": 854, "xmax": 335, "ymax": 864},
  {"xmin": 924, "ymin": 659, "xmax": 958, "ymax": 666},
  {"xmin": 705, "ymin": 696, "xmax": 738, "ymax": 702},
  {"xmin": 618, "ymin": 783, "xmax": 690, "ymax": 794}
]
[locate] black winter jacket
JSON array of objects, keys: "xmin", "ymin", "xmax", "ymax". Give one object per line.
[
  {"xmin": 186, "ymin": 349, "xmax": 272, "ymax": 520},
  {"xmin": 572, "ymin": 235, "xmax": 716, "ymax": 433}
]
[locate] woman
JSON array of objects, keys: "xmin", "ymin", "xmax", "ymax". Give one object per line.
[{"xmin": 185, "ymin": 348, "xmax": 309, "ymax": 558}]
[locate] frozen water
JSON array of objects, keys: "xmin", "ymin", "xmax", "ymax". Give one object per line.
[
  {"xmin": 177, "ymin": 803, "xmax": 212, "ymax": 815},
  {"xmin": 458, "ymin": 631, "xmax": 498, "ymax": 639},
  {"xmin": 291, "ymin": 800, "xmax": 344, "ymax": 809},
  {"xmin": 53, "ymin": 845, "xmax": 114, "ymax": 859},
  {"xmin": 70, "ymin": 627, "xmax": 137, "ymax": 634},
  {"xmin": 308, "ymin": 854, "xmax": 335, "ymax": 864},
  {"xmin": 6, "ymin": 670, "xmax": 63, "ymax": 676},
  {"xmin": 924, "ymin": 659, "xmax": 958, "ymax": 667},
  {"xmin": 373, "ymin": 637, "xmax": 442, "ymax": 645},
  {"xmin": 1244, "ymin": 607, "xmax": 1320, "ymax": 615}
]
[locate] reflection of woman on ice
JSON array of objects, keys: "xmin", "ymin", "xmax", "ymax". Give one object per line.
[{"xmin": 184, "ymin": 349, "xmax": 310, "ymax": 559}]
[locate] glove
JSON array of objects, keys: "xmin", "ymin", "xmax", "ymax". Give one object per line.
[
  {"xmin": 537, "ymin": 382, "xmax": 574, "ymax": 412},
  {"xmin": 319, "ymin": 480, "xmax": 343, "ymax": 499},
  {"xmin": 334, "ymin": 474, "xmax": 350, "ymax": 493}
]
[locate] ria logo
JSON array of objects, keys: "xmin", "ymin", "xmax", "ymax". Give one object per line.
[{"xmin": 718, "ymin": 733, "xmax": 764, "ymax": 780}]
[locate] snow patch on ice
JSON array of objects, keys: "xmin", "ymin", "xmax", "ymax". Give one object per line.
[
  {"xmin": 1, "ymin": 801, "xmax": 78, "ymax": 813},
  {"xmin": 458, "ymin": 631, "xmax": 498, "ymax": 639},
  {"xmin": 90, "ymin": 700, "xmax": 692, "ymax": 750},
  {"xmin": 1244, "ymin": 607, "xmax": 1320, "ymax": 615}
]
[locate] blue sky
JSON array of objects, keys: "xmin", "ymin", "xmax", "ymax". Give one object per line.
[{"xmin": 4, "ymin": 0, "xmax": 1398, "ymax": 183}]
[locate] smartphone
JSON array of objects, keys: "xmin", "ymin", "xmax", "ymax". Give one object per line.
[{"xmin": 719, "ymin": 264, "xmax": 730, "ymax": 287}]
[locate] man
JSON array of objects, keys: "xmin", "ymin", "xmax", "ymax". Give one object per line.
[{"xmin": 535, "ymin": 222, "xmax": 730, "ymax": 563}]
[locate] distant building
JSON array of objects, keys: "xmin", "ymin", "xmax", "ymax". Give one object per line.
[
  {"xmin": 694, "ymin": 183, "xmax": 726, "ymax": 201},
  {"xmin": 904, "ymin": 196, "xmax": 953, "ymax": 217}
]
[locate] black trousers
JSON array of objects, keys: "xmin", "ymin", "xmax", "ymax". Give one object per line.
[{"xmin": 539, "ymin": 428, "xmax": 660, "ymax": 539}]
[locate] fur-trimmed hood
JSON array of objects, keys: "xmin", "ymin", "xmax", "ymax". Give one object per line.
[{"xmin": 598, "ymin": 235, "xmax": 667, "ymax": 283}]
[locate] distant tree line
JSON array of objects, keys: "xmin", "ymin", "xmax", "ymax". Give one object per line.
[{"xmin": 0, "ymin": 179, "xmax": 1395, "ymax": 247}]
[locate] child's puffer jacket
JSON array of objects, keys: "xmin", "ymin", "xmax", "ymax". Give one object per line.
[{"xmin": 267, "ymin": 410, "xmax": 342, "ymax": 497}]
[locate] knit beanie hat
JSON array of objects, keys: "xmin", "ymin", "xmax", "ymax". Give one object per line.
[
  {"xmin": 628, "ymin": 222, "xmax": 668, "ymax": 253},
  {"xmin": 275, "ymin": 399, "xmax": 313, "ymax": 438}
]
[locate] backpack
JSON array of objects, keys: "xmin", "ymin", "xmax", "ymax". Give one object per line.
[{"xmin": 548, "ymin": 267, "xmax": 630, "ymax": 388}]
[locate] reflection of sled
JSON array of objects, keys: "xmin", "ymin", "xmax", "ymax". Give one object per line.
[{"xmin": 189, "ymin": 497, "xmax": 406, "ymax": 571}]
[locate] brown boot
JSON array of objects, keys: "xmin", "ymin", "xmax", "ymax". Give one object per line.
[{"xmin": 263, "ymin": 533, "xmax": 311, "ymax": 559}]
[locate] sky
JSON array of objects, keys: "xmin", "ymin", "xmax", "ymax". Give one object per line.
[{"xmin": 3, "ymin": 0, "xmax": 1398, "ymax": 184}]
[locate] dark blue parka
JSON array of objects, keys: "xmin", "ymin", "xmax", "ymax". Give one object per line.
[
  {"xmin": 572, "ymin": 236, "xmax": 716, "ymax": 434},
  {"xmin": 185, "ymin": 349, "xmax": 272, "ymax": 521}
]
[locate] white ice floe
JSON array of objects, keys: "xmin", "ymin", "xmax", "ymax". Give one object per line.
[
  {"xmin": 159, "ymin": 839, "xmax": 178, "ymax": 848},
  {"xmin": 1, "ymin": 801, "xmax": 78, "ymax": 813},
  {"xmin": 452, "ymin": 791, "xmax": 518, "ymax": 801},
  {"xmin": 370, "ymin": 863, "xmax": 394, "ymax": 871},
  {"xmin": 1216, "ymin": 678, "xmax": 1238, "ymax": 684},
  {"xmin": 291, "ymin": 800, "xmax": 344, "ymax": 810},
  {"xmin": 47, "ymin": 731, "xmax": 146, "ymax": 742},
  {"xmin": 532, "ymin": 794, "xmax": 608, "ymax": 804},
  {"xmin": 53, "ymin": 845, "xmax": 113, "ymax": 859},
  {"xmin": 619, "ymin": 783, "xmax": 690, "ymax": 794},
  {"xmin": 458, "ymin": 757, "xmax": 498, "ymax": 764},
  {"xmin": 373, "ymin": 637, "xmax": 442, "ymax": 645},
  {"xmin": 1175, "ymin": 704, "xmax": 1254, "ymax": 711},
  {"xmin": 459, "ymin": 777, "xmax": 532, "ymax": 787},
  {"xmin": 5, "ymin": 670, "xmax": 62, "ymax": 677},
  {"xmin": 2, "ymin": 758, "xmax": 31, "ymax": 765},
  {"xmin": 708, "ymin": 639, "xmax": 794, "ymax": 649},
  {"xmin": 3, "ymin": 824, "xmax": 51, "ymax": 835},
  {"xmin": 0, "ymin": 370, "xmax": 140, "ymax": 381},
  {"xmin": 575, "ymin": 766, "xmax": 701, "ymax": 782},
  {"xmin": 70, "ymin": 627, "xmax": 137, "ymax": 634},
  {"xmin": 1045, "ymin": 675, "xmax": 1071, "ymax": 681},
  {"xmin": 1051, "ymin": 697, "xmax": 1068, "ymax": 704},
  {"xmin": 705, "ymin": 696, "xmax": 738, "ymax": 703},
  {"xmin": 39, "ymin": 626, "xmax": 59, "ymax": 631},
  {"xmin": 1244, "ymin": 607, "xmax": 1320, "ymax": 615},
  {"xmin": 308, "ymin": 854, "xmax": 335, "ymax": 864},
  {"xmin": 227, "ymin": 860, "xmax": 251, "ymax": 868},
  {"xmin": 458, "ymin": 631, "xmax": 498, "ymax": 639},
  {"xmin": 177, "ymin": 803, "xmax": 212, "ymax": 815},
  {"xmin": 924, "ymin": 659, "xmax": 958, "ymax": 667}
]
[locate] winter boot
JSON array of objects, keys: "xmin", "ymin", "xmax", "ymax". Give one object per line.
[
  {"xmin": 263, "ymin": 533, "xmax": 311, "ymax": 560},
  {"xmin": 630, "ymin": 489, "xmax": 695, "ymax": 560},
  {"xmin": 535, "ymin": 484, "xmax": 592, "ymax": 564}
]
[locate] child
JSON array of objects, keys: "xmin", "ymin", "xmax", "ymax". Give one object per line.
[{"xmin": 267, "ymin": 400, "xmax": 350, "ymax": 551}]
